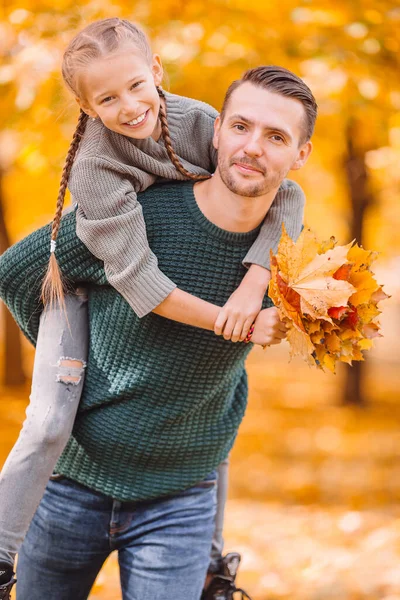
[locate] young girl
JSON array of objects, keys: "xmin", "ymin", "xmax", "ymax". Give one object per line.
[{"xmin": 0, "ymin": 18, "xmax": 305, "ymax": 599}]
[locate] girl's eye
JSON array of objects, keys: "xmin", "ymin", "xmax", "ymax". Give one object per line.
[
  {"xmin": 130, "ymin": 81, "xmax": 143, "ymax": 90},
  {"xmin": 101, "ymin": 96, "xmax": 113, "ymax": 104}
]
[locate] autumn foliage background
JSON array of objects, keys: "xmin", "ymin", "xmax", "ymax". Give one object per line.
[{"xmin": 1, "ymin": 1, "xmax": 400, "ymax": 599}]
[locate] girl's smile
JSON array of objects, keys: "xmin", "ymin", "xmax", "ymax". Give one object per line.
[
  {"xmin": 78, "ymin": 49, "xmax": 163, "ymax": 141},
  {"xmin": 123, "ymin": 108, "xmax": 150, "ymax": 129}
]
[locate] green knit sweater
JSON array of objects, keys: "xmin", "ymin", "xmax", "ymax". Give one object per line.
[{"xmin": 0, "ymin": 182, "xmax": 272, "ymax": 501}]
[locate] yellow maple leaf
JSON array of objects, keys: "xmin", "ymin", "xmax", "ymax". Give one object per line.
[
  {"xmin": 279, "ymin": 225, "xmax": 320, "ymax": 283},
  {"xmin": 347, "ymin": 244, "xmax": 378, "ymax": 270},
  {"xmin": 292, "ymin": 241, "xmax": 354, "ymax": 283},
  {"xmin": 313, "ymin": 344, "xmax": 337, "ymax": 373},
  {"xmin": 356, "ymin": 303, "xmax": 381, "ymax": 324},
  {"xmin": 339, "ymin": 328, "xmax": 362, "ymax": 341},
  {"xmin": 310, "ymin": 329, "xmax": 326, "ymax": 345},
  {"xmin": 287, "ymin": 241, "xmax": 356, "ymax": 319},
  {"xmin": 349, "ymin": 269, "xmax": 379, "ymax": 306},
  {"xmin": 306, "ymin": 321, "xmax": 323, "ymax": 335},
  {"xmin": 321, "ymin": 321, "xmax": 339, "ymax": 334},
  {"xmin": 339, "ymin": 354, "xmax": 353, "ymax": 366},
  {"xmin": 351, "ymin": 345, "xmax": 364, "ymax": 361},
  {"xmin": 286, "ymin": 325, "xmax": 315, "ymax": 361},
  {"xmin": 322, "ymin": 353, "xmax": 336, "ymax": 373},
  {"xmin": 358, "ymin": 338, "xmax": 374, "ymax": 351},
  {"xmin": 325, "ymin": 332, "xmax": 342, "ymax": 353},
  {"xmin": 297, "ymin": 279, "xmax": 355, "ymax": 320}
]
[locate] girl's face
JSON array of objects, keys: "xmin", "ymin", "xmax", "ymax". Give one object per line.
[{"xmin": 78, "ymin": 48, "xmax": 163, "ymax": 141}]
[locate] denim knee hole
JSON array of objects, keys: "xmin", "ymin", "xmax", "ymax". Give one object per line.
[{"xmin": 56, "ymin": 357, "xmax": 86, "ymax": 386}]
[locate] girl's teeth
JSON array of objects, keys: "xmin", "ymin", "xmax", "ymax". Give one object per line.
[{"xmin": 127, "ymin": 112, "xmax": 146, "ymax": 126}]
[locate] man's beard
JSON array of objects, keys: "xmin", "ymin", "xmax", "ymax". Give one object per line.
[{"xmin": 218, "ymin": 155, "xmax": 283, "ymax": 198}]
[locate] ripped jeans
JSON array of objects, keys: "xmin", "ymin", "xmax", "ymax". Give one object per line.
[{"xmin": 0, "ymin": 292, "xmax": 228, "ymax": 572}]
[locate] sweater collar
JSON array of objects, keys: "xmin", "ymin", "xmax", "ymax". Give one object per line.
[{"xmin": 182, "ymin": 183, "xmax": 262, "ymax": 244}]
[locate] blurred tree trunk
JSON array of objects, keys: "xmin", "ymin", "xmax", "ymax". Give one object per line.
[
  {"xmin": 342, "ymin": 120, "xmax": 373, "ymax": 406},
  {"xmin": 0, "ymin": 168, "xmax": 26, "ymax": 386}
]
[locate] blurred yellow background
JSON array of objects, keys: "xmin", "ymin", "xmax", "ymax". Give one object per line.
[{"xmin": 1, "ymin": 0, "xmax": 400, "ymax": 598}]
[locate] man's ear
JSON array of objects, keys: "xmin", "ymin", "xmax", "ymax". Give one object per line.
[
  {"xmin": 75, "ymin": 97, "xmax": 98, "ymax": 119},
  {"xmin": 291, "ymin": 140, "xmax": 313, "ymax": 171},
  {"xmin": 151, "ymin": 54, "xmax": 164, "ymax": 87},
  {"xmin": 213, "ymin": 116, "xmax": 221, "ymax": 151}
]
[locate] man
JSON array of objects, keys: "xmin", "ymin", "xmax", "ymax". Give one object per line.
[{"xmin": 0, "ymin": 65, "xmax": 316, "ymax": 600}]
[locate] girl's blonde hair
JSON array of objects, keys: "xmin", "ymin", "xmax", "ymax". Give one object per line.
[{"xmin": 42, "ymin": 17, "xmax": 209, "ymax": 308}]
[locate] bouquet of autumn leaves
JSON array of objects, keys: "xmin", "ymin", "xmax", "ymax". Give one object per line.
[{"xmin": 268, "ymin": 226, "xmax": 388, "ymax": 373}]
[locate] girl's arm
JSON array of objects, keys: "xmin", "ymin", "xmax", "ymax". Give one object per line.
[
  {"xmin": 242, "ymin": 179, "xmax": 305, "ymax": 269},
  {"xmin": 71, "ymin": 157, "xmax": 177, "ymax": 318},
  {"xmin": 214, "ymin": 179, "xmax": 305, "ymax": 341},
  {"xmin": 153, "ymin": 288, "xmax": 219, "ymax": 330}
]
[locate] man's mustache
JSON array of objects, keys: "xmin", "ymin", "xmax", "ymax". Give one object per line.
[{"xmin": 229, "ymin": 156, "xmax": 266, "ymax": 175}]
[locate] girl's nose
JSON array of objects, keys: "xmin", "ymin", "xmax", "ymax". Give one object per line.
[{"xmin": 120, "ymin": 96, "xmax": 140, "ymax": 117}]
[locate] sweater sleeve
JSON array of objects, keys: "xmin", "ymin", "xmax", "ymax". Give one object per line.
[
  {"xmin": 0, "ymin": 212, "xmax": 105, "ymax": 346},
  {"xmin": 70, "ymin": 156, "xmax": 176, "ymax": 318},
  {"xmin": 242, "ymin": 179, "xmax": 305, "ymax": 269}
]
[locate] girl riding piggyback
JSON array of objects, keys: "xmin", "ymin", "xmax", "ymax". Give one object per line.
[{"xmin": 0, "ymin": 18, "xmax": 304, "ymax": 600}]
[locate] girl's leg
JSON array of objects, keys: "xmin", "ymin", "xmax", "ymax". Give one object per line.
[
  {"xmin": 0, "ymin": 291, "xmax": 88, "ymax": 568},
  {"xmin": 209, "ymin": 457, "xmax": 229, "ymax": 574}
]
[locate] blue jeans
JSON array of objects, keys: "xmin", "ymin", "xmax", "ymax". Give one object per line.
[{"xmin": 16, "ymin": 473, "xmax": 217, "ymax": 600}]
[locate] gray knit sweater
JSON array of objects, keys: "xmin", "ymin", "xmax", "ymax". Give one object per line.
[{"xmin": 70, "ymin": 91, "xmax": 305, "ymax": 317}]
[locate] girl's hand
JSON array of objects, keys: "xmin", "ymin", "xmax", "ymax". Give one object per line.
[
  {"xmin": 214, "ymin": 265, "xmax": 271, "ymax": 342},
  {"xmin": 214, "ymin": 290, "xmax": 264, "ymax": 342},
  {"xmin": 251, "ymin": 307, "xmax": 288, "ymax": 347}
]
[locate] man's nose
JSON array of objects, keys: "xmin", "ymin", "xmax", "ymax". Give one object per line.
[{"xmin": 243, "ymin": 135, "xmax": 263, "ymax": 157}]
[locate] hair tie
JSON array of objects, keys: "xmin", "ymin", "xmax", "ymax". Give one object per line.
[{"xmin": 50, "ymin": 240, "xmax": 57, "ymax": 253}]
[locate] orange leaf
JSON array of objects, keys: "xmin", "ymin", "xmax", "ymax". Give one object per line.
[
  {"xmin": 333, "ymin": 264, "xmax": 353, "ymax": 281},
  {"xmin": 328, "ymin": 306, "xmax": 349, "ymax": 320},
  {"xmin": 325, "ymin": 332, "xmax": 342, "ymax": 353}
]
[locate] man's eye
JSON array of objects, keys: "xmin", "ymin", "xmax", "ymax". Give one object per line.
[
  {"xmin": 271, "ymin": 134, "xmax": 284, "ymax": 143},
  {"xmin": 233, "ymin": 124, "xmax": 246, "ymax": 131}
]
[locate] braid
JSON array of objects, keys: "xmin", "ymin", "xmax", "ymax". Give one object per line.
[
  {"xmin": 157, "ymin": 87, "xmax": 210, "ymax": 182},
  {"xmin": 41, "ymin": 110, "xmax": 89, "ymax": 308}
]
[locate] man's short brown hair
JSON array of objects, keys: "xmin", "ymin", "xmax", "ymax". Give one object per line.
[{"xmin": 221, "ymin": 65, "xmax": 318, "ymax": 144}]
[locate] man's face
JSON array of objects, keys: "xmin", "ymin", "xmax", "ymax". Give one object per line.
[{"xmin": 214, "ymin": 82, "xmax": 312, "ymax": 197}]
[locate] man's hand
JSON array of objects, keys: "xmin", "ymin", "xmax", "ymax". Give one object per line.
[
  {"xmin": 214, "ymin": 265, "xmax": 271, "ymax": 343},
  {"xmin": 251, "ymin": 307, "xmax": 287, "ymax": 347}
]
